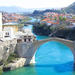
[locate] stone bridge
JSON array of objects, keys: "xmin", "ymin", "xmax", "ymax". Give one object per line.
[{"xmin": 16, "ymin": 37, "xmax": 75, "ymax": 65}]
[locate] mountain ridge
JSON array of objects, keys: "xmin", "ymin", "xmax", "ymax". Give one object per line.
[
  {"xmin": 65, "ymin": 2, "xmax": 75, "ymax": 14},
  {"xmin": 0, "ymin": 6, "xmax": 33, "ymax": 13}
]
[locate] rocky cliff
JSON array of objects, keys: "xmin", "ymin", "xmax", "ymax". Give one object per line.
[{"xmin": 0, "ymin": 39, "xmax": 17, "ymax": 66}]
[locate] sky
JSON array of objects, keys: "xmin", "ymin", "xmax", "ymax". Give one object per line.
[{"xmin": 0, "ymin": 0, "xmax": 75, "ymax": 9}]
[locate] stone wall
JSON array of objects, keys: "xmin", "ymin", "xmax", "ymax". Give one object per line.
[
  {"xmin": 16, "ymin": 42, "xmax": 35, "ymax": 65},
  {"xmin": 16, "ymin": 42, "xmax": 34, "ymax": 57}
]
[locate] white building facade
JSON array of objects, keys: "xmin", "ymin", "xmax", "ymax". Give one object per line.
[
  {"xmin": 0, "ymin": 13, "xmax": 2, "ymax": 31},
  {"xmin": 0, "ymin": 13, "xmax": 3, "ymax": 38}
]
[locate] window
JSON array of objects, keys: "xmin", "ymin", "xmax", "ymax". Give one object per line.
[
  {"xmin": 6, "ymin": 32, "xmax": 9, "ymax": 35},
  {"xmin": 24, "ymin": 39, "xmax": 26, "ymax": 42},
  {"xmin": 5, "ymin": 32, "xmax": 10, "ymax": 37},
  {"xmin": 28, "ymin": 39, "xmax": 31, "ymax": 42}
]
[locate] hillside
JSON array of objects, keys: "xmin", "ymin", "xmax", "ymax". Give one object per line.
[
  {"xmin": 32, "ymin": 9, "xmax": 61, "ymax": 16},
  {"xmin": 65, "ymin": 2, "xmax": 75, "ymax": 14}
]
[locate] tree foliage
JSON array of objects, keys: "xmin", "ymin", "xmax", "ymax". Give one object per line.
[{"xmin": 33, "ymin": 23, "xmax": 51, "ymax": 36}]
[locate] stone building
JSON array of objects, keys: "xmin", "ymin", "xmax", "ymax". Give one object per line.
[
  {"xmin": 16, "ymin": 29, "xmax": 36, "ymax": 43},
  {"xmin": 0, "ymin": 13, "xmax": 2, "ymax": 31},
  {"xmin": 2, "ymin": 22, "xmax": 18, "ymax": 38},
  {"xmin": 0, "ymin": 13, "xmax": 3, "ymax": 38}
]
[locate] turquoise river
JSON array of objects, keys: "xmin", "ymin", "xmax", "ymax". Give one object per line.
[{"xmin": 2, "ymin": 19, "xmax": 75, "ymax": 75}]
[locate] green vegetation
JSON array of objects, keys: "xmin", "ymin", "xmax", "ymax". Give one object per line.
[
  {"xmin": 54, "ymin": 17, "xmax": 57, "ymax": 20},
  {"xmin": 0, "ymin": 67, "xmax": 3, "ymax": 75},
  {"xmin": 59, "ymin": 16, "xmax": 66, "ymax": 21},
  {"xmin": 33, "ymin": 23, "xmax": 51, "ymax": 36},
  {"xmin": 33, "ymin": 21, "xmax": 69, "ymax": 36},
  {"xmin": 4, "ymin": 53, "xmax": 18, "ymax": 65},
  {"xmin": 33, "ymin": 22, "xmax": 75, "ymax": 40},
  {"xmin": 72, "ymin": 16, "xmax": 75, "ymax": 19},
  {"xmin": 7, "ymin": 53, "xmax": 18, "ymax": 62}
]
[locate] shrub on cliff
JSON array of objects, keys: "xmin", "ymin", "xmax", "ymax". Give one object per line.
[{"xmin": 6, "ymin": 53, "xmax": 18, "ymax": 64}]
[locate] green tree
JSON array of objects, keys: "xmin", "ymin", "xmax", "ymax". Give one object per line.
[
  {"xmin": 59, "ymin": 16, "xmax": 63, "ymax": 21},
  {"xmin": 54, "ymin": 17, "xmax": 57, "ymax": 20},
  {"xmin": 33, "ymin": 23, "xmax": 51, "ymax": 36}
]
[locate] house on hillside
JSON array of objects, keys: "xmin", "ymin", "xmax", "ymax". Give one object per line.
[
  {"xmin": 41, "ymin": 17, "xmax": 59, "ymax": 26},
  {"xmin": 3, "ymin": 22, "xmax": 18, "ymax": 38}
]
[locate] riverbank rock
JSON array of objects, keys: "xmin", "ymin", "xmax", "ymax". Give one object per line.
[{"xmin": 3, "ymin": 58, "xmax": 26, "ymax": 71}]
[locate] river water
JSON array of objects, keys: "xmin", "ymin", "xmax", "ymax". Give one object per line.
[{"xmin": 2, "ymin": 19, "xmax": 75, "ymax": 75}]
